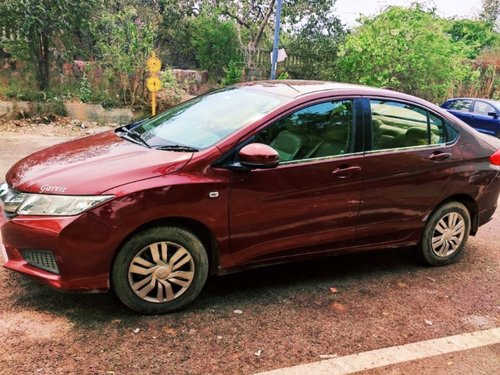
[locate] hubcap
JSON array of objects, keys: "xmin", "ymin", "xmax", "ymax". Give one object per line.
[
  {"xmin": 127, "ymin": 241, "xmax": 195, "ymax": 303},
  {"xmin": 431, "ymin": 212, "xmax": 466, "ymax": 258}
]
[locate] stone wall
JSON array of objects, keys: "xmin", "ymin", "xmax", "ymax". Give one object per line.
[
  {"xmin": 64, "ymin": 103, "xmax": 134, "ymax": 124},
  {"xmin": 172, "ymin": 69, "xmax": 209, "ymax": 95}
]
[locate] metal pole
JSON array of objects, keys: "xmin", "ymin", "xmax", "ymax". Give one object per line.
[{"xmin": 270, "ymin": 0, "xmax": 283, "ymax": 80}]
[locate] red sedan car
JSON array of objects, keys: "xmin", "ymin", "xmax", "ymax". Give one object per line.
[{"xmin": 1, "ymin": 81, "xmax": 500, "ymax": 313}]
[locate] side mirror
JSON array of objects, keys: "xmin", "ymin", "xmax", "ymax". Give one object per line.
[
  {"xmin": 487, "ymin": 111, "xmax": 499, "ymax": 119},
  {"xmin": 239, "ymin": 143, "xmax": 280, "ymax": 169}
]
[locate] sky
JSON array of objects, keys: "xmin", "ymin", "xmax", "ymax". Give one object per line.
[{"xmin": 334, "ymin": 0, "xmax": 483, "ymax": 26}]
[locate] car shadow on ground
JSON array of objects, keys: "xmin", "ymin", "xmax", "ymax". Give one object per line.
[{"xmin": 6, "ymin": 245, "xmax": 429, "ymax": 327}]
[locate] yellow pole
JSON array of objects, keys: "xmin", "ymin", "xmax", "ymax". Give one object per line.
[{"xmin": 152, "ymin": 92, "xmax": 156, "ymax": 116}]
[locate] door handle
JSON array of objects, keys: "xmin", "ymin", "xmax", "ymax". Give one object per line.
[
  {"xmin": 429, "ymin": 152, "xmax": 451, "ymax": 162},
  {"xmin": 332, "ymin": 165, "xmax": 362, "ymax": 179}
]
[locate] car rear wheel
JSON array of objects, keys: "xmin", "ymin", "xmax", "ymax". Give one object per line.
[
  {"xmin": 112, "ymin": 226, "xmax": 209, "ymax": 314},
  {"xmin": 421, "ymin": 202, "xmax": 470, "ymax": 266}
]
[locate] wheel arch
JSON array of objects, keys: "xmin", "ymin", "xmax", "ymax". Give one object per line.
[
  {"xmin": 426, "ymin": 194, "xmax": 478, "ymax": 235},
  {"xmin": 111, "ymin": 217, "xmax": 220, "ymax": 277}
]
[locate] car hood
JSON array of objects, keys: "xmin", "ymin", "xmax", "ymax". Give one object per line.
[{"xmin": 5, "ymin": 131, "xmax": 193, "ymax": 195}]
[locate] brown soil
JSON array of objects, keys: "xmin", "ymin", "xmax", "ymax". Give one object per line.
[
  {"xmin": 0, "ymin": 117, "xmax": 115, "ymax": 137},
  {"xmin": 0, "ymin": 133, "xmax": 499, "ymax": 375}
]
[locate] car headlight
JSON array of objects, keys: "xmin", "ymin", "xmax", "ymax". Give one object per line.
[{"xmin": 0, "ymin": 183, "xmax": 113, "ymax": 216}]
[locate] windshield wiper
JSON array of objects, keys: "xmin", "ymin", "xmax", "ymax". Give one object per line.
[
  {"xmin": 116, "ymin": 126, "xmax": 151, "ymax": 148},
  {"xmin": 152, "ymin": 144, "xmax": 199, "ymax": 152}
]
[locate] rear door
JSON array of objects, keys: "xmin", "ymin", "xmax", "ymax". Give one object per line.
[
  {"xmin": 354, "ymin": 98, "xmax": 458, "ymax": 247},
  {"xmin": 227, "ymin": 98, "xmax": 364, "ymax": 266},
  {"xmin": 470, "ymin": 100, "xmax": 499, "ymax": 137}
]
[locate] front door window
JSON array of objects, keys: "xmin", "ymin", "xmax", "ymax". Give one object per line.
[{"xmin": 255, "ymin": 100, "xmax": 354, "ymax": 162}]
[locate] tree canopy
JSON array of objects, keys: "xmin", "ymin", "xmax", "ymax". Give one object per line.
[
  {"xmin": 333, "ymin": 5, "xmax": 498, "ymax": 102},
  {"xmin": 0, "ymin": 1, "xmax": 498, "ymax": 105}
]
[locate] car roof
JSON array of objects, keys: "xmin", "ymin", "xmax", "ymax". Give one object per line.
[{"xmin": 236, "ymin": 80, "xmax": 402, "ymax": 99}]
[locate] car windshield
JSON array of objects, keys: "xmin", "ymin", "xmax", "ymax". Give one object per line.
[{"xmin": 133, "ymin": 88, "xmax": 289, "ymax": 149}]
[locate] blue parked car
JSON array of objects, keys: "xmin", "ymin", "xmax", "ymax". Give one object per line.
[{"xmin": 441, "ymin": 98, "xmax": 500, "ymax": 138}]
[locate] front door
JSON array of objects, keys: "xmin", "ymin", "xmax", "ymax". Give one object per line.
[{"xmin": 227, "ymin": 99, "xmax": 364, "ymax": 266}]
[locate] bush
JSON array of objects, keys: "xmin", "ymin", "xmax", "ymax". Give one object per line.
[
  {"xmin": 222, "ymin": 61, "xmax": 243, "ymax": 86},
  {"xmin": 334, "ymin": 5, "xmax": 470, "ymax": 102},
  {"xmin": 189, "ymin": 15, "xmax": 239, "ymax": 79},
  {"xmin": 278, "ymin": 71, "xmax": 290, "ymax": 80},
  {"xmin": 78, "ymin": 73, "xmax": 93, "ymax": 103}
]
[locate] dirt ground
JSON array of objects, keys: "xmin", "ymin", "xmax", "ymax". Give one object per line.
[
  {"xmin": 0, "ymin": 125, "xmax": 499, "ymax": 375},
  {"xmin": 0, "ymin": 117, "xmax": 115, "ymax": 137}
]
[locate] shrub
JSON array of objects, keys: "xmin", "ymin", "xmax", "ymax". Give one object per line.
[{"xmin": 222, "ymin": 61, "xmax": 243, "ymax": 86}]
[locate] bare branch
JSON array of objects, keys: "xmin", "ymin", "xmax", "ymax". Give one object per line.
[{"xmin": 254, "ymin": 0, "xmax": 276, "ymax": 47}]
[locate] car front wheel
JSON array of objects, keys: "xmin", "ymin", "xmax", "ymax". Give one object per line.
[
  {"xmin": 421, "ymin": 202, "xmax": 471, "ymax": 266},
  {"xmin": 112, "ymin": 226, "xmax": 209, "ymax": 314}
]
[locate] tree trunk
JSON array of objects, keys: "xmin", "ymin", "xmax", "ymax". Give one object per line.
[
  {"xmin": 41, "ymin": 33, "xmax": 50, "ymax": 91},
  {"xmin": 31, "ymin": 31, "xmax": 51, "ymax": 91}
]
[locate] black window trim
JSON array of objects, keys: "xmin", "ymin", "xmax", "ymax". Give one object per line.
[{"xmin": 213, "ymin": 96, "xmax": 365, "ymax": 169}]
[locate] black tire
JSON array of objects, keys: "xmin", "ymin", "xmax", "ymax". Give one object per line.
[
  {"xmin": 112, "ymin": 226, "xmax": 209, "ymax": 314},
  {"xmin": 420, "ymin": 202, "xmax": 471, "ymax": 266}
]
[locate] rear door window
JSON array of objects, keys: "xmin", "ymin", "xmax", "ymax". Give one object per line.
[
  {"xmin": 370, "ymin": 100, "xmax": 446, "ymax": 151},
  {"xmin": 448, "ymin": 99, "xmax": 473, "ymax": 112}
]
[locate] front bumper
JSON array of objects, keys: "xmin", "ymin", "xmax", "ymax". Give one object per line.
[{"xmin": 0, "ymin": 211, "xmax": 117, "ymax": 292}]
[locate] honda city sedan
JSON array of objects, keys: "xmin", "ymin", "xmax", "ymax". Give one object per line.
[
  {"xmin": 441, "ymin": 98, "xmax": 500, "ymax": 138},
  {"xmin": 1, "ymin": 81, "xmax": 500, "ymax": 314}
]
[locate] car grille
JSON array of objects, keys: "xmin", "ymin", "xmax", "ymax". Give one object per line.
[{"xmin": 22, "ymin": 250, "xmax": 60, "ymax": 274}]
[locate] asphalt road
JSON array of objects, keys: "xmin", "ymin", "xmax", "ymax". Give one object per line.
[{"xmin": 0, "ymin": 136, "xmax": 499, "ymax": 375}]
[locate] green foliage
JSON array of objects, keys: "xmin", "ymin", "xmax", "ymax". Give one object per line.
[
  {"xmin": 33, "ymin": 99, "xmax": 67, "ymax": 117},
  {"xmin": 92, "ymin": 5, "xmax": 157, "ymax": 105},
  {"xmin": 0, "ymin": 0, "xmax": 98, "ymax": 90},
  {"xmin": 284, "ymin": 10, "xmax": 346, "ymax": 79},
  {"xmin": 277, "ymin": 71, "xmax": 290, "ymax": 80},
  {"xmin": 160, "ymin": 68, "xmax": 179, "ymax": 91},
  {"xmin": 222, "ymin": 61, "xmax": 243, "ymax": 86},
  {"xmin": 189, "ymin": 15, "xmax": 239, "ymax": 78},
  {"xmin": 1, "ymin": 0, "xmax": 498, "ymax": 111},
  {"xmin": 334, "ymin": 6, "xmax": 470, "ymax": 102},
  {"xmin": 446, "ymin": 19, "xmax": 500, "ymax": 59},
  {"xmin": 78, "ymin": 74, "xmax": 93, "ymax": 103},
  {"xmin": 156, "ymin": 0, "xmax": 198, "ymax": 69}
]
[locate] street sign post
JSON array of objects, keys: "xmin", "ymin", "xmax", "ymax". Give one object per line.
[
  {"xmin": 271, "ymin": 0, "xmax": 283, "ymax": 80},
  {"xmin": 146, "ymin": 52, "xmax": 162, "ymax": 116}
]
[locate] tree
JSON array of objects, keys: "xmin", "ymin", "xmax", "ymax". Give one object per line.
[
  {"xmin": 201, "ymin": 1, "xmax": 342, "ymax": 76},
  {"xmin": 447, "ymin": 19, "xmax": 499, "ymax": 59},
  {"xmin": 0, "ymin": 0, "xmax": 97, "ymax": 91},
  {"xmin": 156, "ymin": 0, "xmax": 199, "ymax": 69},
  {"xmin": 481, "ymin": 0, "xmax": 500, "ymax": 27},
  {"xmin": 92, "ymin": 5, "xmax": 157, "ymax": 105},
  {"xmin": 334, "ymin": 5, "xmax": 469, "ymax": 102},
  {"xmin": 189, "ymin": 15, "xmax": 239, "ymax": 78},
  {"xmin": 284, "ymin": 10, "xmax": 345, "ymax": 79}
]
